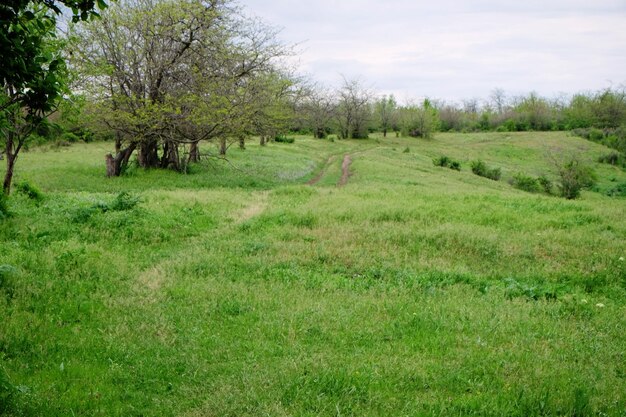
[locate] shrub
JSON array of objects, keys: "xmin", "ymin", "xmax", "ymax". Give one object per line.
[
  {"xmin": 588, "ymin": 128, "xmax": 604, "ymax": 142},
  {"xmin": 471, "ymin": 160, "xmax": 501, "ymax": 180},
  {"xmin": 433, "ymin": 155, "xmax": 461, "ymax": 171},
  {"xmin": 61, "ymin": 132, "xmax": 81, "ymax": 143},
  {"xmin": 606, "ymin": 182, "xmax": 626, "ymax": 197},
  {"xmin": 598, "ymin": 152, "xmax": 625, "ymax": 167},
  {"xmin": 15, "ymin": 180, "xmax": 44, "ymax": 201},
  {"xmin": 274, "ymin": 136, "xmax": 295, "ymax": 144},
  {"xmin": 537, "ymin": 175, "xmax": 553, "ymax": 194},
  {"xmin": 556, "ymin": 159, "xmax": 597, "ymax": 199},
  {"xmin": 511, "ymin": 173, "xmax": 541, "ymax": 193},
  {"xmin": 433, "ymin": 156, "xmax": 452, "ymax": 167},
  {"xmin": 108, "ymin": 192, "xmax": 140, "ymax": 211},
  {"xmin": 402, "ymin": 147, "xmax": 410, "ymax": 153}
]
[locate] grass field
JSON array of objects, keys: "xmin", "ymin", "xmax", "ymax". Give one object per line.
[{"xmin": 1, "ymin": 132, "xmax": 625, "ymax": 416}]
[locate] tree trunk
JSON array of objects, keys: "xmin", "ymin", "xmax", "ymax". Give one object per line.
[
  {"xmin": 2, "ymin": 132, "xmax": 21, "ymax": 195},
  {"xmin": 238, "ymin": 135, "xmax": 246, "ymax": 150},
  {"xmin": 138, "ymin": 139, "xmax": 159, "ymax": 168},
  {"xmin": 105, "ymin": 143, "xmax": 137, "ymax": 177},
  {"xmin": 259, "ymin": 136, "xmax": 266, "ymax": 146},
  {"xmin": 219, "ymin": 137, "xmax": 227, "ymax": 155},
  {"xmin": 161, "ymin": 140, "xmax": 180, "ymax": 170},
  {"xmin": 383, "ymin": 128, "xmax": 387, "ymax": 138},
  {"xmin": 3, "ymin": 152, "xmax": 16, "ymax": 195},
  {"xmin": 189, "ymin": 141, "xmax": 200, "ymax": 162},
  {"xmin": 115, "ymin": 133, "xmax": 122, "ymax": 153}
]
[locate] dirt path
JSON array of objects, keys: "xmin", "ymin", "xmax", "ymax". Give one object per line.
[
  {"xmin": 337, "ymin": 154, "xmax": 352, "ymax": 187},
  {"xmin": 307, "ymin": 156, "xmax": 335, "ymax": 185}
]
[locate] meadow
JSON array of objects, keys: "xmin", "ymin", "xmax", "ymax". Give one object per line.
[{"xmin": 1, "ymin": 131, "xmax": 625, "ymax": 416}]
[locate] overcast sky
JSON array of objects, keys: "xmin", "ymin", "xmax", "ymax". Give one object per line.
[{"xmin": 241, "ymin": 0, "xmax": 626, "ymax": 103}]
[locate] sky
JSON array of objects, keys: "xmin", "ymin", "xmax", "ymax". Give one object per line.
[{"xmin": 241, "ymin": 0, "xmax": 626, "ymax": 103}]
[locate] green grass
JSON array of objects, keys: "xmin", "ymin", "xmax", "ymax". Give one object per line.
[{"xmin": 1, "ymin": 132, "xmax": 625, "ymax": 416}]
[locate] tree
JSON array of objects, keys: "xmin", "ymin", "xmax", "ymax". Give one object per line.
[
  {"xmin": 399, "ymin": 99, "xmax": 440, "ymax": 139},
  {"xmin": 374, "ymin": 94, "xmax": 397, "ymax": 138},
  {"xmin": 489, "ymin": 88, "xmax": 507, "ymax": 115},
  {"xmin": 1, "ymin": 0, "xmax": 107, "ymax": 194},
  {"xmin": 72, "ymin": 0, "xmax": 292, "ymax": 175},
  {"xmin": 335, "ymin": 77, "xmax": 373, "ymax": 139},
  {"xmin": 302, "ymin": 86, "xmax": 336, "ymax": 139}
]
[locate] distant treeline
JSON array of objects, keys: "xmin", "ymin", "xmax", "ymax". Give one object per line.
[{"xmin": 290, "ymin": 83, "xmax": 626, "ymax": 151}]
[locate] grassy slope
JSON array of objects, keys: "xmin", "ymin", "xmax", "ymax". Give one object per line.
[{"xmin": 1, "ymin": 132, "xmax": 625, "ymax": 416}]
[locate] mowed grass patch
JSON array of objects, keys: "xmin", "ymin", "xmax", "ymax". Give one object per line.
[{"xmin": 1, "ymin": 132, "xmax": 625, "ymax": 416}]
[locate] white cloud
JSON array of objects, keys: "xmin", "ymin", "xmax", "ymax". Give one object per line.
[{"xmin": 241, "ymin": 0, "xmax": 626, "ymax": 101}]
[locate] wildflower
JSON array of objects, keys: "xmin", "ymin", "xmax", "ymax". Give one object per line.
[
  {"xmin": 596, "ymin": 303, "xmax": 605, "ymax": 308},
  {"xmin": 581, "ymin": 299, "xmax": 588, "ymax": 304},
  {"xmin": 619, "ymin": 256, "xmax": 624, "ymax": 262}
]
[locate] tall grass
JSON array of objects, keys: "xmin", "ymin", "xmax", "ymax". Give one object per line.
[{"xmin": 0, "ymin": 132, "xmax": 625, "ymax": 416}]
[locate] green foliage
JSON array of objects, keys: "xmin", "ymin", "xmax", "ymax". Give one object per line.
[
  {"xmin": 556, "ymin": 159, "xmax": 597, "ymax": 199},
  {"xmin": 471, "ymin": 160, "xmax": 501, "ymax": 180},
  {"xmin": 0, "ymin": 364, "xmax": 16, "ymax": 415},
  {"xmin": 511, "ymin": 173, "xmax": 541, "ymax": 193},
  {"xmin": 572, "ymin": 126, "xmax": 626, "ymax": 154},
  {"xmin": 15, "ymin": 180, "xmax": 44, "ymax": 201},
  {"xmin": 274, "ymin": 136, "xmax": 295, "ymax": 144},
  {"xmin": 399, "ymin": 99, "xmax": 440, "ymax": 139},
  {"xmin": 0, "ymin": 194, "xmax": 9, "ymax": 219},
  {"xmin": 108, "ymin": 191, "xmax": 140, "ymax": 211},
  {"xmin": 537, "ymin": 175, "xmax": 553, "ymax": 195},
  {"xmin": 433, "ymin": 155, "xmax": 461, "ymax": 171},
  {"xmin": 433, "ymin": 155, "xmax": 452, "ymax": 167},
  {"xmin": 606, "ymin": 182, "xmax": 626, "ymax": 197},
  {"xmin": 504, "ymin": 278, "xmax": 559, "ymax": 301},
  {"xmin": 598, "ymin": 151, "xmax": 625, "ymax": 167}
]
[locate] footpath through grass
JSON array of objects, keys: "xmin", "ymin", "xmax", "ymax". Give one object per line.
[{"xmin": 1, "ymin": 132, "xmax": 625, "ymax": 416}]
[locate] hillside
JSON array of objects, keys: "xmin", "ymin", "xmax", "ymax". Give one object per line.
[{"xmin": 1, "ymin": 132, "xmax": 625, "ymax": 416}]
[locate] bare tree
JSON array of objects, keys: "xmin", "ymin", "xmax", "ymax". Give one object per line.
[
  {"xmin": 336, "ymin": 77, "xmax": 373, "ymax": 139},
  {"xmin": 489, "ymin": 88, "xmax": 507, "ymax": 115},
  {"xmin": 303, "ymin": 85, "xmax": 336, "ymax": 139}
]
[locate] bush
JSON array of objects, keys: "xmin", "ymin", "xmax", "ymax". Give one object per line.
[
  {"xmin": 598, "ymin": 152, "xmax": 625, "ymax": 167},
  {"xmin": 588, "ymin": 128, "xmax": 604, "ymax": 142},
  {"xmin": 537, "ymin": 175, "xmax": 553, "ymax": 194},
  {"xmin": 61, "ymin": 132, "xmax": 81, "ymax": 143},
  {"xmin": 274, "ymin": 136, "xmax": 295, "ymax": 144},
  {"xmin": 556, "ymin": 159, "xmax": 597, "ymax": 199},
  {"xmin": 433, "ymin": 155, "xmax": 461, "ymax": 171},
  {"xmin": 15, "ymin": 180, "xmax": 44, "ymax": 201},
  {"xmin": 433, "ymin": 156, "xmax": 452, "ymax": 167},
  {"xmin": 471, "ymin": 160, "xmax": 501, "ymax": 180},
  {"xmin": 606, "ymin": 182, "xmax": 626, "ymax": 197},
  {"xmin": 108, "ymin": 192, "xmax": 140, "ymax": 211},
  {"xmin": 511, "ymin": 173, "xmax": 541, "ymax": 193}
]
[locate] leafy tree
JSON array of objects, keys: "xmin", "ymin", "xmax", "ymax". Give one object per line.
[
  {"xmin": 555, "ymin": 158, "xmax": 597, "ymax": 199},
  {"xmin": 374, "ymin": 95, "xmax": 397, "ymax": 138},
  {"xmin": 72, "ymin": 0, "xmax": 292, "ymax": 175},
  {"xmin": 1, "ymin": 0, "xmax": 106, "ymax": 194},
  {"xmin": 399, "ymin": 99, "xmax": 440, "ymax": 139}
]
